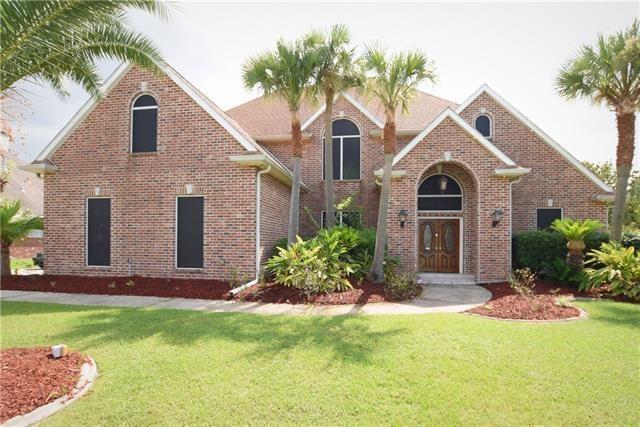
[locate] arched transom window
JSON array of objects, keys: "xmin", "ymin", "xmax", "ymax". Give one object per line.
[
  {"xmin": 474, "ymin": 114, "xmax": 492, "ymax": 139},
  {"xmin": 418, "ymin": 174, "xmax": 462, "ymax": 211},
  {"xmin": 323, "ymin": 119, "xmax": 360, "ymax": 180},
  {"xmin": 131, "ymin": 94, "xmax": 158, "ymax": 153}
]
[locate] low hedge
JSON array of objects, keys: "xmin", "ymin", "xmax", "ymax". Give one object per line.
[{"xmin": 513, "ymin": 230, "xmax": 610, "ymax": 272}]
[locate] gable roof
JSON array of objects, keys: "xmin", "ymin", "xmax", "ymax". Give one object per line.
[
  {"xmin": 226, "ymin": 89, "xmax": 458, "ymax": 138},
  {"xmin": 456, "ymin": 84, "xmax": 614, "ymax": 193},
  {"xmin": 393, "ymin": 108, "xmax": 524, "ymax": 171}
]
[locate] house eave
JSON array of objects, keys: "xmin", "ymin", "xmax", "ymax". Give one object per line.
[
  {"xmin": 254, "ymin": 133, "xmax": 312, "ymax": 143},
  {"xmin": 19, "ymin": 163, "xmax": 59, "ymax": 176},
  {"xmin": 593, "ymin": 193, "xmax": 615, "ymax": 203},
  {"xmin": 493, "ymin": 167, "xmax": 531, "ymax": 178},
  {"xmin": 369, "ymin": 129, "xmax": 422, "ymax": 138},
  {"xmin": 229, "ymin": 154, "xmax": 309, "ymax": 191},
  {"xmin": 373, "ymin": 169, "xmax": 407, "ymax": 186}
]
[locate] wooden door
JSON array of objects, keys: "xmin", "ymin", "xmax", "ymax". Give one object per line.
[{"xmin": 418, "ymin": 219, "xmax": 460, "ymax": 273}]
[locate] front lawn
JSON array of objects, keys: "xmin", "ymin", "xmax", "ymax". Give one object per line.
[{"xmin": 1, "ymin": 301, "xmax": 638, "ymax": 425}]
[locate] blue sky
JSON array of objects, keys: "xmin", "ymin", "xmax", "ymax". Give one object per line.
[{"xmin": 5, "ymin": 1, "xmax": 639, "ymax": 168}]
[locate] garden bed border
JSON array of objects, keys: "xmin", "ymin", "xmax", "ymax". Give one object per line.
[
  {"xmin": 464, "ymin": 307, "xmax": 589, "ymax": 323},
  {"xmin": 3, "ymin": 356, "xmax": 98, "ymax": 427}
]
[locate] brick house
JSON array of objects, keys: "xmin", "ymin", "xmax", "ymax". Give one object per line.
[{"xmin": 23, "ymin": 63, "xmax": 614, "ymax": 284}]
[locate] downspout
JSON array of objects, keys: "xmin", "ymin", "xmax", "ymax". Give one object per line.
[
  {"xmin": 508, "ymin": 177, "xmax": 522, "ymax": 278},
  {"xmin": 229, "ymin": 165, "xmax": 271, "ymax": 296}
]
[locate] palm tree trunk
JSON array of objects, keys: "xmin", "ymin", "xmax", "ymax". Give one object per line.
[
  {"xmin": 323, "ymin": 89, "xmax": 336, "ymax": 228},
  {"xmin": 611, "ymin": 111, "xmax": 636, "ymax": 241},
  {"xmin": 369, "ymin": 114, "xmax": 396, "ymax": 283},
  {"xmin": 288, "ymin": 110, "xmax": 303, "ymax": 244},
  {"xmin": 1, "ymin": 242, "xmax": 11, "ymax": 277}
]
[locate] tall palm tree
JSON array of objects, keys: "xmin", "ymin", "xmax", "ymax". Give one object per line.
[
  {"xmin": 1, "ymin": 198, "xmax": 43, "ymax": 276},
  {"xmin": 0, "ymin": 0, "xmax": 169, "ymax": 99},
  {"xmin": 556, "ymin": 20, "xmax": 640, "ymax": 241},
  {"xmin": 308, "ymin": 25, "xmax": 363, "ymax": 228},
  {"xmin": 362, "ymin": 46, "xmax": 437, "ymax": 282},
  {"xmin": 243, "ymin": 36, "xmax": 320, "ymax": 244}
]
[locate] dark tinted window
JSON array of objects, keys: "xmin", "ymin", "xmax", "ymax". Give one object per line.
[
  {"xmin": 177, "ymin": 197, "xmax": 204, "ymax": 268},
  {"xmin": 132, "ymin": 95, "xmax": 158, "ymax": 153},
  {"xmin": 418, "ymin": 175, "xmax": 462, "ymax": 196},
  {"xmin": 475, "ymin": 115, "xmax": 491, "ymax": 138},
  {"xmin": 418, "ymin": 197, "xmax": 462, "ymax": 211},
  {"xmin": 537, "ymin": 208, "xmax": 562, "ymax": 230},
  {"xmin": 321, "ymin": 211, "xmax": 362, "ymax": 228},
  {"xmin": 417, "ymin": 174, "xmax": 463, "ymax": 211},
  {"xmin": 333, "ymin": 119, "xmax": 359, "ymax": 136},
  {"xmin": 323, "ymin": 119, "xmax": 360, "ymax": 180},
  {"xmin": 87, "ymin": 198, "xmax": 110, "ymax": 266}
]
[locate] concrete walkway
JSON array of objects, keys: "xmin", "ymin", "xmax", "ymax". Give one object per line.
[{"xmin": 0, "ymin": 284, "xmax": 491, "ymax": 316}]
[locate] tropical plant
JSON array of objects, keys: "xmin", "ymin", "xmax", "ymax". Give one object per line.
[
  {"xmin": 1, "ymin": 198, "xmax": 43, "ymax": 276},
  {"xmin": 551, "ymin": 218, "xmax": 604, "ymax": 268},
  {"xmin": 308, "ymin": 25, "xmax": 363, "ymax": 228},
  {"xmin": 0, "ymin": 0, "xmax": 169, "ymax": 98},
  {"xmin": 509, "ymin": 268, "xmax": 537, "ymax": 299},
  {"xmin": 581, "ymin": 242, "xmax": 640, "ymax": 300},
  {"xmin": 243, "ymin": 35, "xmax": 320, "ymax": 244},
  {"xmin": 556, "ymin": 20, "xmax": 640, "ymax": 241},
  {"xmin": 542, "ymin": 258, "xmax": 584, "ymax": 285},
  {"xmin": 362, "ymin": 46, "xmax": 437, "ymax": 282}
]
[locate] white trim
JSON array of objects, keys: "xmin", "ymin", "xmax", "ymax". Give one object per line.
[
  {"xmin": 229, "ymin": 154, "xmax": 310, "ymax": 191},
  {"xmin": 85, "ymin": 196, "xmax": 111, "ymax": 268},
  {"xmin": 417, "ymin": 217, "xmax": 463, "ymax": 274},
  {"xmin": 175, "ymin": 195, "xmax": 205, "ymax": 270},
  {"xmin": 19, "ymin": 163, "xmax": 58, "ymax": 175},
  {"xmin": 36, "ymin": 62, "xmax": 132, "ymax": 161},
  {"xmin": 494, "ymin": 167, "xmax": 531, "ymax": 178},
  {"xmin": 130, "ymin": 92, "xmax": 158, "ymax": 153},
  {"xmin": 536, "ymin": 207, "xmax": 564, "ymax": 229},
  {"xmin": 393, "ymin": 108, "xmax": 517, "ymax": 167},
  {"xmin": 456, "ymin": 84, "xmax": 613, "ymax": 193},
  {"xmin": 300, "ymin": 92, "xmax": 384, "ymax": 132}
]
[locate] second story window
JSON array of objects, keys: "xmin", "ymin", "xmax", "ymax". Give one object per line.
[
  {"xmin": 323, "ymin": 119, "xmax": 361, "ymax": 180},
  {"xmin": 474, "ymin": 114, "xmax": 492, "ymax": 139},
  {"xmin": 131, "ymin": 94, "xmax": 158, "ymax": 153}
]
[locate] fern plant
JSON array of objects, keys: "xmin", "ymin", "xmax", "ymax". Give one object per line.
[
  {"xmin": 581, "ymin": 242, "xmax": 640, "ymax": 300},
  {"xmin": 551, "ymin": 219, "xmax": 603, "ymax": 268}
]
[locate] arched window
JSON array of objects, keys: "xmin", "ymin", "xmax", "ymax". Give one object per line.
[
  {"xmin": 131, "ymin": 94, "xmax": 158, "ymax": 153},
  {"xmin": 474, "ymin": 114, "xmax": 492, "ymax": 139},
  {"xmin": 418, "ymin": 174, "xmax": 462, "ymax": 211},
  {"xmin": 323, "ymin": 119, "xmax": 360, "ymax": 180}
]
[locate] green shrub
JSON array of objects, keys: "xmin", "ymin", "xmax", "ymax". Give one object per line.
[
  {"xmin": 384, "ymin": 271, "xmax": 420, "ymax": 300},
  {"xmin": 270, "ymin": 237, "xmax": 289, "ymax": 259},
  {"xmin": 581, "ymin": 242, "xmax": 640, "ymax": 300},
  {"xmin": 622, "ymin": 232, "xmax": 640, "ymax": 251},
  {"xmin": 542, "ymin": 258, "xmax": 584, "ymax": 285},
  {"xmin": 513, "ymin": 231, "xmax": 566, "ymax": 271}
]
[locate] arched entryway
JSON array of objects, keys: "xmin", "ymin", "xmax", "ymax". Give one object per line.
[{"xmin": 416, "ymin": 163, "xmax": 478, "ymax": 275}]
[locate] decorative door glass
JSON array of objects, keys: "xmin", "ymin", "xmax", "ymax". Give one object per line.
[
  {"xmin": 423, "ymin": 224, "xmax": 433, "ymax": 252},
  {"xmin": 443, "ymin": 223, "xmax": 455, "ymax": 253}
]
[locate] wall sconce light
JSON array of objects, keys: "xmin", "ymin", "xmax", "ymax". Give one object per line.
[
  {"xmin": 399, "ymin": 209, "xmax": 408, "ymax": 228},
  {"xmin": 492, "ymin": 208, "xmax": 504, "ymax": 227}
]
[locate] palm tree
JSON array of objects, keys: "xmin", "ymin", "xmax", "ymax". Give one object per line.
[
  {"xmin": 243, "ymin": 36, "xmax": 320, "ymax": 244},
  {"xmin": 1, "ymin": 198, "xmax": 43, "ymax": 276},
  {"xmin": 0, "ymin": 0, "xmax": 169, "ymax": 99},
  {"xmin": 308, "ymin": 25, "xmax": 363, "ymax": 228},
  {"xmin": 362, "ymin": 46, "xmax": 437, "ymax": 282},
  {"xmin": 556, "ymin": 20, "xmax": 640, "ymax": 241}
]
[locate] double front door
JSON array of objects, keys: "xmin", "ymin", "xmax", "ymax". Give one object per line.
[{"xmin": 418, "ymin": 219, "xmax": 460, "ymax": 273}]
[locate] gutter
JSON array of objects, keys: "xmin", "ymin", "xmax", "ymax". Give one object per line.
[
  {"xmin": 229, "ymin": 153, "xmax": 310, "ymax": 191},
  {"xmin": 229, "ymin": 165, "xmax": 271, "ymax": 296}
]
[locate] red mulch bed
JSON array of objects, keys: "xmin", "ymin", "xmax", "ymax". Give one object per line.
[
  {"xmin": 0, "ymin": 347, "xmax": 87, "ymax": 423},
  {"xmin": 235, "ymin": 281, "xmax": 420, "ymax": 305},
  {"xmin": 1, "ymin": 275, "xmax": 232, "ymax": 300},
  {"xmin": 469, "ymin": 281, "xmax": 589, "ymax": 320}
]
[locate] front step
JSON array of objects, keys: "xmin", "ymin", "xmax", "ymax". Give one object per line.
[{"xmin": 417, "ymin": 273, "xmax": 476, "ymax": 286}]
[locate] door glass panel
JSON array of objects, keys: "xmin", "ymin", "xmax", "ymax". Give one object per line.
[
  {"xmin": 444, "ymin": 223, "xmax": 455, "ymax": 253},
  {"xmin": 423, "ymin": 224, "xmax": 433, "ymax": 252}
]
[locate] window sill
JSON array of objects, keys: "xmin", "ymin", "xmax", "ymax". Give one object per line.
[
  {"xmin": 321, "ymin": 179, "xmax": 362, "ymax": 183},
  {"xmin": 174, "ymin": 267, "xmax": 205, "ymax": 272},
  {"xmin": 129, "ymin": 151, "xmax": 158, "ymax": 157}
]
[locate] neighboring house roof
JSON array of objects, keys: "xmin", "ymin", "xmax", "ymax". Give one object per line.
[
  {"xmin": 26, "ymin": 63, "xmax": 305, "ymax": 189},
  {"xmin": 456, "ymin": 84, "xmax": 614, "ymax": 194},
  {"xmin": 4, "ymin": 155, "xmax": 44, "ymax": 216},
  {"xmin": 226, "ymin": 89, "xmax": 458, "ymax": 138},
  {"xmin": 391, "ymin": 108, "xmax": 530, "ymax": 178}
]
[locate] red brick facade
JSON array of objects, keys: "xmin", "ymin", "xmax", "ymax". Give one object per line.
[{"xmin": 37, "ymin": 66, "xmax": 609, "ymax": 283}]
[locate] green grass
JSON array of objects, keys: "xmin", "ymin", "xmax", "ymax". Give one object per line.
[
  {"xmin": 9, "ymin": 257, "xmax": 34, "ymax": 271},
  {"xmin": 1, "ymin": 301, "xmax": 638, "ymax": 425}
]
